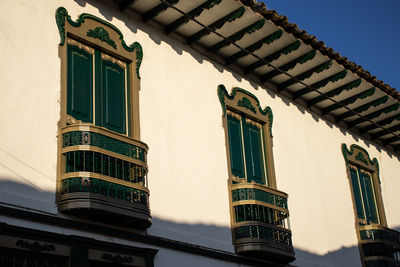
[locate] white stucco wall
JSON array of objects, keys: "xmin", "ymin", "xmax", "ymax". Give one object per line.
[{"xmin": 0, "ymin": 0, "xmax": 399, "ymax": 266}]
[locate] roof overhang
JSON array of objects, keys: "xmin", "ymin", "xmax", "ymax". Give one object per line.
[{"xmin": 116, "ymin": 0, "xmax": 400, "ymax": 153}]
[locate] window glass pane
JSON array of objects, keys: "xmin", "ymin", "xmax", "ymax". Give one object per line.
[
  {"xmin": 101, "ymin": 59, "xmax": 126, "ymax": 134},
  {"xmin": 227, "ymin": 115, "xmax": 245, "ymax": 178},
  {"xmin": 67, "ymin": 45, "xmax": 93, "ymax": 122}
]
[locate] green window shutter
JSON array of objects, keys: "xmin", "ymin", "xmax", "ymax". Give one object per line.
[
  {"xmin": 227, "ymin": 115, "xmax": 245, "ymax": 178},
  {"xmin": 350, "ymin": 167, "xmax": 365, "ymax": 220},
  {"xmin": 243, "ymin": 119, "xmax": 265, "ymax": 184},
  {"xmin": 101, "ymin": 58, "xmax": 126, "ymax": 134},
  {"xmin": 67, "ymin": 45, "xmax": 93, "ymax": 123},
  {"xmin": 359, "ymin": 171, "xmax": 379, "ymax": 224}
]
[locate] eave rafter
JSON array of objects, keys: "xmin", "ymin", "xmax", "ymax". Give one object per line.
[
  {"xmin": 359, "ymin": 114, "xmax": 400, "ymax": 134},
  {"xmin": 392, "ymin": 144, "xmax": 400, "ymax": 152},
  {"xmin": 207, "ymin": 19, "xmax": 265, "ymax": 53},
  {"xmin": 335, "ymin": 96, "xmax": 389, "ymax": 123},
  {"xmin": 187, "ymin": 7, "xmax": 245, "ymax": 45},
  {"xmin": 346, "ymin": 103, "xmax": 400, "ymax": 128},
  {"xmin": 290, "ymin": 70, "xmax": 347, "ymax": 100},
  {"xmin": 143, "ymin": 0, "xmax": 179, "ymax": 23},
  {"xmin": 165, "ymin": 0, "xmax": 221, "ymax": 35},
  {"xmin": 119, "ymin": 0, "xmax": 136, "ymax": 11},
  {"xmin": 243, "ymin": 40, "xmax": 300, "ymax": 75},
  {"xmin": 260, "ymin": 50, "xmax": 316, "ymax": 83},
  {"xmin": 382, "ymin": 135, "xmax": 400, "ymax": 146},
  {"xmin": 320, "ymin": 84, "xmax": 372, "ymax": 115},
  {"xmin": 278, "ymin": 60, "xmax": 334, "ymax": 94},
  {"xmin": 371, "ymin": 124, "xmax": 400, "ymax": 139},
  {"xmin": 226, "ymin": 29, "xmax": 282, "ymax": 65}
]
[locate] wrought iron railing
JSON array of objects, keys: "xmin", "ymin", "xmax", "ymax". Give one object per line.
[
  {"xmin": 230, "ymin": 183, "xmax": 294, "ymax": 262},
  {"xmin": 58, "ymin": 124, "xmax": 150, "ymax": 229},
  {"xmin": 360, "ymin": 225, "xmax": 400, "ymax": 266}
]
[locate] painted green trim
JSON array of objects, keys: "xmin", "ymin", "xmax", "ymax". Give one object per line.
[
  {"xmin": 127, "ymin": 64, "xmax": 132, "ymax": 137},
  {"xmin": 260, "ymin": 50, "xmax": 316, "ymax": 83},
  {"xmin": 321, "ymin": 87, "xmax": 375, "ymax": 116},
  {"xmin": 132, "ymin": 42, "xmax": 143, "ymax": 79},
  {"xmin": 61, "ymin": 177, "xmax": 149, "ymax": 206},
  {"xmin": 293, "ymin": 70, "xmax": 347, "ymax": 100},
  {"xmin": 217, "ymin": 84, "xmax": 273, "ymax": 137},
  {"xmin": 226, "ymin": 29, "xmax": 283, "ymax": 65},
  {"xmin": 55, "ymin": 7, "xmax": 68, "ymax": 46},
  {"xmin": 244, "ymin": 41, "xmax": 300, "ymax": 75},
  {"xmin": 55, "ymin": 7, "xmax": 143, "ymax": 79},
  {"xmin": 187, "ymin": 7, "xmax": 245, "ymax": 45},
  {"xmin": 308, "ymin": 79, "xmax": 363, "ymax": 111},
  {"xmin": 63, "ymin": 131, "xmax": 146, "ymax": 162},
  {"xmin": 347, "ymin": 103, "xmax": 400, "ymax": 128},
  {"xmin": 279, "ymin": 60, "xmax": 333, "ymax": 95},
  {"xmin": 336, "ymin": 96, "xmax": 389, "ymax": 122},
  {"xmin": 231, "ymin": 188, "xmax": 287, "ymax": 209},
  {"xmin": 87, "ymin": 27, "xmax": 117, "ymax": 49},
  {"xmin": 360, "ymin": 114, "xmax": 400, "ymax": 134},
  {"xmin": 291, "ymin": 71, "xmax": 347, "ymax": 101},
  {"xmin": 207, "ymin": 19, "xmax": 265, "ymax": 53},
  {"xmin": 165, "ymin": 0, "xmax": 221, "ymax": 35},
  {"xmin": 142, "ymin": 0, "xmax": 179, "ymax": 23},
  {"xmin": 341, "ymin": 144, "xmax": 380, "ymax": 183},
  {"xmin": 237, "ymin": 97, "xmax": 256, "ymax": 114}
]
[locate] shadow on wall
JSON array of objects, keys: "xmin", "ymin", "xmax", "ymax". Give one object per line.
[{"xmin": 0, "ymin": 179, "xmax": 363, "ymax": 267}]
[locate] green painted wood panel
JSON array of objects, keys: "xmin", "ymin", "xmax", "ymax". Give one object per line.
[
  {"xmin": 243, "ymin": 119, "xmax": 265, "ymax": 184},
  {"xmin": 94, "ymin": 50, "xmax": 102, "ymax": 127},
  {"xmin": 350, "ymin": 167, "xmax": 365, "ymax": 220},
  {"xmin": 67, "ymin": 45, "xmax": 93, "ymax": 122},
  {"xmin": 227, "ymin": 115, "xmax": 245, "ymax": 178},
  {"xmin": 101, "ymin": 59, "xmax": 126, "ymax": 134},
  {"xmin": 359, "ymin": 171, "xmax": 379, "ymax": 224}
]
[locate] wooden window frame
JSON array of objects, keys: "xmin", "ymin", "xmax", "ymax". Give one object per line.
[
  {"xmin": 56, "ymin": 7, "xmax": 143, "ymax": 139},
  {"xmin": 342, "ymin": 144, "xmax": 387, "ymax": 227},
  {"xmin": 218, "ymin": 84, "xmax": 276, "ymax": 188},
  {"xmin": 54, "ymin": 8, "xmax": 151, "ymax": 229},
  {"xmin": 342, "ymin": 144, "xmax": 388, "ymax": 265}
]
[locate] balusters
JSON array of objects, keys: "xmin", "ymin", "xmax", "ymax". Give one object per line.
[{"xmin": 64, "ymin": 151, "xmax": 147, "ymax": 187}]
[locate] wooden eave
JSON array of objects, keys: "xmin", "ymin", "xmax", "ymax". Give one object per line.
[{"xmin": 117, "ymin": 0, "xmax": 400, "ymax": 153}]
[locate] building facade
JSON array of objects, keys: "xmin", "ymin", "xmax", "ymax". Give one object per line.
[{"xmin": 0, "ymin": 0, "xmax": 399, "ymax": 266}]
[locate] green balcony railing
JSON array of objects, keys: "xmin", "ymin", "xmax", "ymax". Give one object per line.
[
  {"xmin": 360, "ymin": 225, "xmax": 400, "ymax": 266},
  {"xmin": 234, "ymin": 224, "xmax": 292, "ymax": 250},
  {"xmin": 58, "ymin": 124, "xmax": 151, "ymax": 229},
  {"xmin": 61, "ymin": 177, "xmax": 149, "ymax": 207},
  {"xmin": 230, "ymin": 183, "xmax": 294, "ymax": 263}
]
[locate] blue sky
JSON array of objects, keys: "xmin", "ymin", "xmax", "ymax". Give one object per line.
[{"xmin": 262, "ymin": 0, "xmax": 400, "ymax": 91}]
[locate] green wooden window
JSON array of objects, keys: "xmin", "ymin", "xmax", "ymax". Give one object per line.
[
  {"xmin": 67, "ymin": 45, "xmax": 93, "ymax": 123},
  {"xmin": 349, "ymin": 164, "xmax": 379, "ymax": 225},
  {"xmin": 227, "ymin": 113, "xmax": 267, "ymax": 185},
  {"xmin": 67, "ymin": 41, "xmax": 129, "ymax": 135}
]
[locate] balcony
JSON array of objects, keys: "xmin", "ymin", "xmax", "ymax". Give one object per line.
[
  {"xmin": 230, "ymin": 183, "xmax": 294, "ymax": 263},
  {"xmin": 360, "ymin": 225, "xmax": 400, "ymax": 267},
  {"xmin": 57, "ymin": 124, "xmax": 151, "ymax": 230}
]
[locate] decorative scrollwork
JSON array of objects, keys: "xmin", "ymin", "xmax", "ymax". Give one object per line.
[
  {"xmin": 87, "ymin": 27, "xmax": 117, "ymax": 49},
  {"xmin": 16, "ymin": 240, "xmax": 55, "ymax": 252},
  {"xmin": 102, "ymin": 253, "xmax": 133, "ymax": 264},
  {"xmin": 237, "ymin": 97, "xmax": 256, "ymax": 114}
]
